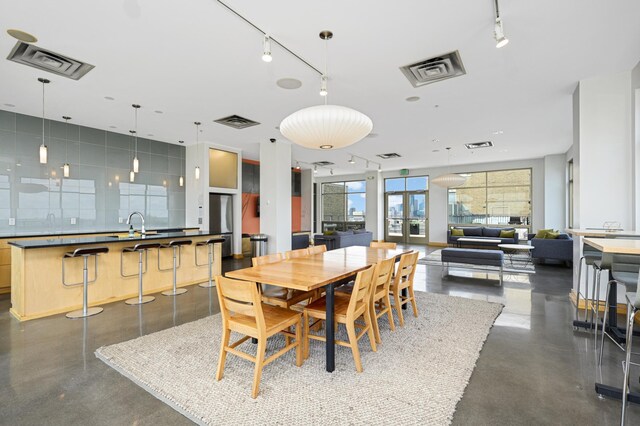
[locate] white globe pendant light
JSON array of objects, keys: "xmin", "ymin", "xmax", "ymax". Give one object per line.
[
  {"xmin": 280, "ymin": 31, "xmax": 372, "ymax": 150},
  {"xmin": 432, "ymin": 147, "xmax": 467, "ymax": 188}
]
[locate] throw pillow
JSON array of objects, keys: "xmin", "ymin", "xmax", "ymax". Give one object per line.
[
  {"xmin": 451, "ymin": 228, "xmax": 464, "ymax": 237},
  {"xmin": 545, "ymin": 231, "xmax": 560, "ymax": 239},
  {"xmin": 534, "ymin": 229, "xmax": 553, "ymax": 239},
  {"xmin": 499, "ymin": 229, "xmax": 515, "ymax": 238},
  {"xmin": 323, "ymin": 230, "xmax": 335, "ymax": 236}
]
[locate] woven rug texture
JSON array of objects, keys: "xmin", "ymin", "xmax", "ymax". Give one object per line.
[
  {"xmin": 419, "ymin": 249, "xmax": 535, "ymax": 274},
  {"xmin": 96, "ymin": 292, "xmax": 503, "ymax": 426}
]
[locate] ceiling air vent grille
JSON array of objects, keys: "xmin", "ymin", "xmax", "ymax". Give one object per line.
[
  {"xmin": 399, "ymin": 50, "xmax": 466, "ymax": 88},
  {"xmin": 7, "ymin": 42, "xmax": 94, "ymax": 80},
  {"xmin": 312, "ymin": 161, "xmax": 334, "ymax": 166},
  {"xmin": 214, "ymin": 115, "xmax": 260, "ymax": 129},
  {"xmin": 465, "ymin": 141, "xmax": 494, "ymax": 149},
  {"xmin": 377, "ymin": 153, "xmax": 401, "ymax": 159}
]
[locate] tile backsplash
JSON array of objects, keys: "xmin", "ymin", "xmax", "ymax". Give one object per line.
[{"xmin": 0, "ymin": 110, "xmax": 186, "ymax": 236}]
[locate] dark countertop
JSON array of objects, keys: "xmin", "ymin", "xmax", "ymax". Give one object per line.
[
  {"xmin": 8, "ymin": 231, "xmax": 225, "ymax": 249},
  {"xmin": 0, "ymin": 227, "xmax": 200, "ymax": 239}
]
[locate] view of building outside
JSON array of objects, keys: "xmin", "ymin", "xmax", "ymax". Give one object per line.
[
  {"xmin": 448, "ymin": 169, "xmax": 531, "ymax": 226},
  {"xmin": 322, "ymin": 180, "xmax": 366, "ymax": 231}
]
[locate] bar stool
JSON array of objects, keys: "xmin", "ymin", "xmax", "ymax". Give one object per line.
[
  {"xmin": 121, "ymin": 242, "xmax": 162, "ymax": 305},
  {"xmin": 621, "ymin": 286, "xmax": 640, "ymax": 425},
  {"xmin": 598, "ymin": 256, "xmax": 640, "ymax": 364},
  {"xmin": 575, "ymin": 244, "xmax": 602, "ymax": 325},
  {"xmin": 195, "ymin": 238, "xmax": 218, "ymax": 288},
  {"xmin": 62, "ymin": 246, "xmax": 109, "ymax": 319},
  {"xmin": 158, "ymin": 239, "xmax": 192, "ymax": 296}
]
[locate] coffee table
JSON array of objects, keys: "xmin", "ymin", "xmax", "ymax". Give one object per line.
[
  {"xmin": 498, "ymin": 243, "xmax": 534, "ymax": 266},
  {"xmin": 456, "ymin": 237, "xmax": 502, "ymax": 248}
]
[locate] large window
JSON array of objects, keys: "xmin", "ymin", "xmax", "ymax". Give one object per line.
[
  {"xmin": 448, "ymin": 169, "xmax": 531, "ymax": 227},
  {"xmin": 322, "ymin": 180, "xmax": 366, "ymax": 231}
]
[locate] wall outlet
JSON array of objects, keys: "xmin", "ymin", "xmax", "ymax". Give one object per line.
[
  {"xmin": 8, "ymin": 218, "xmax": 15, "ymax": 226},
  {"xmin": 198, "ymin": 217, "xmax": 203, "ymax": 225},
  {"xmin": 70, "ymin": 217, "xmax": 77, "ymax": 225},
  {"xmin": 118, "ymin": 217, "xmax": 124, "ymax": 224}
]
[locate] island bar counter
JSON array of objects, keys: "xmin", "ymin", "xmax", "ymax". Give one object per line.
[{"xmin": 8, "ymin": 232, "xmax": 223, "ymax": 321}]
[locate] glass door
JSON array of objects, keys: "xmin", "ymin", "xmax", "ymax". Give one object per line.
[{"xmin": 385, "ymin": 191, "xmax": 429, "ymax": 244}]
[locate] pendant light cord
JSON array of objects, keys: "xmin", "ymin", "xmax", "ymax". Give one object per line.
[
  {"xmin": 41, "ymin": 81, "xmax": 45, "ymax": 147},
  {"xmin": 134, "ymin": 107, "xmax": 138, "ymax": 156},
  {"xmin": 324, "ymin": 38, "xmax": 328, "ymax": 106}
]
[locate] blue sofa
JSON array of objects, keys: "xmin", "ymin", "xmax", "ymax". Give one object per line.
[
  {"xmin": 292, "ymin": 233, "xmax": 310, "ymax": 250},
  {"xmin": 529, "ymin": 233, "xmax": 573, "ymax": 265},
  {"xmin": 313, "ymin": 230, "xmax": 373, "ymax": 250},
  {"xmin": 447, "ymin": 226, "xmax": 519, "ymax": 247}
]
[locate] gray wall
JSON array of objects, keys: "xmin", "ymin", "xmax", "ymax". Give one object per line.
[{"xmin": 0, "ymin": 110, "xmax": 185, "ymax": 236}]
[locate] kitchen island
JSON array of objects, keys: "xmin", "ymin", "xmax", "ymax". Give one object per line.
[{"xmin": 8, "ymin": 231, "xmax": 223, "ymax": 321}]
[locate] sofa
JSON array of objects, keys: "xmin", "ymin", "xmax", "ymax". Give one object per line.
[
  {"xmin": 313, "ymin": 230, "xmax": 373, "ymax": 250},
  {"xmin": 447, "ymin": 226, "xmax": 519, "ymax": 247},
  {"xmin": 291, "ymin": 233, "xmax": 310, "ymax": 250},
  {"xmin": 528, "ymin": 233, "xmax": 573, "ymax": 265}
]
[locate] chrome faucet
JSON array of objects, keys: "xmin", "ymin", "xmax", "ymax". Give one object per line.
[{"xmin": 126, "ymin": 211, "xmax": 146, "ymax": 235}]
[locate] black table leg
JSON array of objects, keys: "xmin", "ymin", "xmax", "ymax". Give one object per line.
[
  {"xmin": 402, "ymin": 287, "xmax": 408, "ymax": 310},
  {"xmin": 326, "ymin": 282, "xmax": 335, "ymax": 373}
]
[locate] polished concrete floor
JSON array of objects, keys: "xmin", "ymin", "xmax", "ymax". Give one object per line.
[{"xmin": 0, "ymin": 245, "xmax": 638, "ymax": 425}]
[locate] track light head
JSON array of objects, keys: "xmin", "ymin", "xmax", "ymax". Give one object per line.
[
  {"xmin": 348, "ymin": 155, "xmax": 356, "ymax": 164},
  {"xmin": 262, "ymin": 35, "xmax": 273, "ymax": 62},
  {"xmin": 319, "ymin": 75, "xmax": 328, "ymax": 97},
  {"xmin": 494, "ymin": 18, "xmax": 509, "ymax": 48}
]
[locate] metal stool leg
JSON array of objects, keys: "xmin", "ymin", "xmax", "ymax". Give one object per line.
[
  {"xmin": 576, "ymin": 257, "xmax": 586, "ymax": 322},
  {"xmin": 126, "ymin": 250, "xmax": 155, "ymax": 305},
  {"xmin": 593, "ymin": 269, "xmax": 602, "ymax": 342},
  {"xmin": 199, "ymin": 243, "xmax": 215, "ymax": 288},
  {"xmin": 621, "ymin": 305, "xmax": 636, "ymax": 425},
  {"xmin": 66, "ymin": 255, "xmax": 103, "ymax": 319},
  {"xmin": 598, "ymin": 280, "xmax": 614, "ymax": 365},
  {"xmin": 163, "ymin": 246, "xmax": 187, "ymax": 296}
]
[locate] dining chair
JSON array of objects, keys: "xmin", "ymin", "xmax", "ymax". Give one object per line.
[
  {"xmin": 284, "ymin": 247, "xmax": 310, "ymax": 259},
  {"xmin": 367, "ymin": 257, "xmax": 397, "ymax": 343},
  {"xmin": 308, "ymin": 244, "xmax": 327, "ymax": 255},
  {"xmin": 252, "ymin": 253, "xmax": 316, "ymax": 309},
  {"xmin": 303, "ymin": 265, "xmax": 376, "ymax": 372},
  {"xmin": 389, "ymin": 251, "xmax": 419, "ymax": 326},
  {"xmin": 214, "ymin": 275, "xmax": 303, "ymax": 399},
  {"xmin": 370, "ymin": 241, "xmax": 397, "ymax": 249}
]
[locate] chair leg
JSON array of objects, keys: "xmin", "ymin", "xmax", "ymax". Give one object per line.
[
  {"xmin": 285, "ymin": 326, "xmax": 291, "ymax": 346},
  {"xmin": 216, "ymin": 327, "xmax": 230, "ymax": 381},
  {"xmin": 251, "ymin": 339, "xmax": 267, "ymax": 399},
  {"xmin": 621, "ymin": 307, "xmax": 636, "ymax": 425},
  {"xmin": 394, "ymin": 290, "xmax": 405, "ymax": 327},
  {"xmin": 384, "ymin": 294, "xmax": 396, "ymax": 331},
  {"xmin": 409, "ymin": 285, "xmax": 419, "ymax": 318},
  {"xmin": 295, "ymin": 318, "xmax": 303, "ymax": 367},
  {"xmin": 346, "ymin": 322, "xmax": 362, "ymax": 373},
  {"xmin": 576, "ymin": 257, "xmax": 585, "ymax": 321},
  {"xmin": 364, "ymin": 309, "xmax": 377, "ymax": 352},
  {"xmin": 370, "ymin": 303, "xmax": 382, "ymax": 344},
  {"xmin": 593, "ymin": 269, "xmax": 601, "ymax": 343},
  {"xmin": 598, "ymin": 281, "xmax": 613, "ymax": 366},
  {"xmin": 303, "ymin": 311, "xmax": 310, "ymax": 360}
]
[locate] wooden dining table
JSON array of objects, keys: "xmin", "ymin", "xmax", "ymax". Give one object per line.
[{"xmin": 225, "ymin": 245, "xmax": 411, "ymax": 372}]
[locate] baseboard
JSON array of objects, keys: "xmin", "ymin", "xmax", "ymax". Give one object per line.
[
  {"xmin": 232, "ymin": 254, "xmax": 244, "ymax": 259},
  {"xmin": 569, "ymin": 289, "xmax": 627, "ymax": 314}
]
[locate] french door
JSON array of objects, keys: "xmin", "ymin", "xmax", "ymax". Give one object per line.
[{"xmin": 385, "ymin": 191, "xmax": 429, "ymax": 244}]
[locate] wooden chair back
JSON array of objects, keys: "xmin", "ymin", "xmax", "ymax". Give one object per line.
[
  {"xmin": 215, "ymin": 276, "xmax": 265, "ymax": 330},
  {"xmin": 252, "ymin": 252, "xmax": 283, "ymax": 267},
  {"xmin": 309, "ymin": 244, "xmax": 327, "ymax": 255},
  {"xmin": 285, "ymin": 248, "xmax": 310, "ymax": 260},
  {"xmin": 393, "ymin": 251, "xmax": 419, "ymax": 287},
  {"xmin": 371, "ymin": 257, "xmax": 396, "ymax": 298},
  {"xmin": 347, "ymin": 265, "xmax": 375, "ymax": 314},
  {"xmin": 370, "ymin": 241, "xmax": 397, "ymax": 250}
]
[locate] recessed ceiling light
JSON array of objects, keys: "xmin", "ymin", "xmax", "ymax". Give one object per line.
[
  {"xmin": 16, "ymin": 163, "xmax": 21, "ymax": 167},
  {"xmin": 154, "ymin": 110, "xmax": 163, "ymax": 114},
  {"xmin": 276, "ymin": 78, "xmax": 302, "ymax": 90},
  {"xmin": 406, "ymin": 96, "xmax": 420, "ymax": 102},
  {"xmin": 275, "ymin": 126, "xmax": 280, "ymax": 130},
  {"xmin": 109, "ymin": 125, "xmax": 117, "ymax": 129},
  {"xmin": 104, "ymin": 96, "xmax": 115, "ymax": 100},
  {"xmin": 178, "ymin": 140, "xmax": 184, "ymax": 144},
  {"xmin": 493, "ymin": 130, "xmax": 504, "ymax": 135},
  {"xmin": 434, "ymin": 104, "xmax": 440, "ymax": 108},
  {"xmin": 367, "ymin": 133, "xmax": 378, "ymax": 138},
  {"xmin": 432, "ymin": 138, "xmax": 439, "ymax": 143},
  {"xmin": 147, "ymin": 134, "xmax": 154, "ymax": 137},
  {"xmin": 4, "ymin": 103, "xmax": 16, "ymax": 108},
  {"xmin": 7, "ymin": 29, "xmax": 37, "ymax": 43},
  {"xmin": 432, "ymin": 149, "xmax": 440, "ymax": 152}
]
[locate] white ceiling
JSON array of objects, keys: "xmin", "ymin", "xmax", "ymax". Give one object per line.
[{"xmin": 1, "ymin": 0, "xmax": 640, "ymax": 176}]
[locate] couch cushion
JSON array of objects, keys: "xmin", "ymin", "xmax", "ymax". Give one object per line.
[
  {"xmin": 483, "ymin": 227, "xmax": 503, "ymax": 237},
  {"xmin": 462, "ymin": 227, "xmax": 482, "ymax": 236},
  {"xmin": 335, "ymin": 230, "xmax": 353, "ymax": 236},
  {"xmin": 545, "ymin": 231, "xmax": 559, "ymax": 239},
  {"xmin": 353, "ymin": 229, "xmax": 368, "ymax": 234},
  {"xmin": 451, "ymin": 228, "xmax": 464, "ymax": 237},
  {"xmin": 556, "ymin": 233, "xmax": 571, "ymax": 240},
  {"xmin": 323, "ymin": 230, "xmax": 335, "ymax": 236},
  {"xmin": 499, "ymin": 229, "xmax": 515, "ymax": 238}
]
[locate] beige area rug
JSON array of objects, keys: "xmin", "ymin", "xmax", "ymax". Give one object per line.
[{"xmin": 96, "ymin": 292, "xmax": 503, "ymax": 426}]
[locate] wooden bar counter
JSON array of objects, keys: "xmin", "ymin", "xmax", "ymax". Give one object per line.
[{"xmin": 8, "ymin": 231, "xmax": 223, "ymax": 321}]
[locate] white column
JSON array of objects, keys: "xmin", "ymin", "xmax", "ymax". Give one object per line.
[
  {"xmin": 543, "ymin": 154, "xmax": 566, "ymax": 231},
  {"xmin": 365, "ymin": 171, "xmax": 382, "ymax": 241},
  {"xmin": 259, "ymin": 140, "xmax": 292, "ymax": 253},
  {"xmin": 301, "ymin": 169, "xmax": 314, "ymax": 232}
]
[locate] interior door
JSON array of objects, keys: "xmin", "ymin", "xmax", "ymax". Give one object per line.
[{"xmin": 384, "ymin": 191, "xmax": 429, "ymax": 244}]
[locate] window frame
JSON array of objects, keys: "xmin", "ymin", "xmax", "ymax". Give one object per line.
[{"xmin": 321, "ymin": 179, "xmax": 366, "ymax": 232}]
